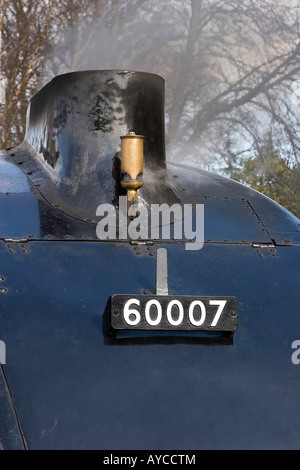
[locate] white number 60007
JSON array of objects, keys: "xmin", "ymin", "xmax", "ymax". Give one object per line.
[{"xmin": 122, "ymin": 298, "xmax": 227, "ymax": 327}]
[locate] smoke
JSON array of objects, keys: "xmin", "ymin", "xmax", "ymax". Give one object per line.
[
  {"xmin": 43, "ymin": 0, "xmax": 300, "ymax": 173},
  {"xmin": 47, "ymin": 1, "xmax": 186, "ymax": 77},
  {"xmin": 44, "ymin": 2, "xmax": 195, "ymax": 165}
]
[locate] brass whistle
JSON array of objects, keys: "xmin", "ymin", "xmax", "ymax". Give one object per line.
[{"xmin": 120, "ymin": 131, "xmax": 144, "ymax": 204}]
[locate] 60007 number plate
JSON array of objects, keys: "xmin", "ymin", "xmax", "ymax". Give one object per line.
[{"xmin": 111, "ymin": 295, "xmax": 238, "ymax": 332}]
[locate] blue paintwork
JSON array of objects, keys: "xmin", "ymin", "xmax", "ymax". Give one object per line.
[
  {"xmin": 1, "ymin": 70, "xmax": 300, "ymax": 450},
  {"xmin": 0, "ymin": 238, "xmax": 299, "ymax": 449},
  {"xmin": 0, "ymin": 367, "xmax": 24, "ymax": 450}
]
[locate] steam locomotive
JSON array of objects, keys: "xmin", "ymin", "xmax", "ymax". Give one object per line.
[{"xmin": 0, "ymin": 70, "xmax": 299, "ymax": 450}]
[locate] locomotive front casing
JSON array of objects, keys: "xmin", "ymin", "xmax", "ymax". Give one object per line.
[{"xmin": 1, "ymin": 70, "xmax": 300, "ymax": 450}]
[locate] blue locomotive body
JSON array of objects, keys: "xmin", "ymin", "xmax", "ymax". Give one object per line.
[{"xmin": 0, "ymin": 70, "xmax": 299, "ymax": 450}]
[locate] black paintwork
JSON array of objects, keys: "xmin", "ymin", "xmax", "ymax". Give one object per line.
[
  {"xmin": 0, "ymin": 70, "xmax": 300, "ymax": 450},
  {"xmin": 14, "ymin": 70, "xmax": 178, "ymax": 223}
]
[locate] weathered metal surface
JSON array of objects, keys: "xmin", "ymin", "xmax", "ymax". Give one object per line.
[
  {"xmin": 0, "ymin": 240, "xmax": 299, "ymax": 449},
  {"xmin": 8, "ymin": 70, "xmax": 178, "ymax": 221},
  {"xmin": 0, "ymin": 70, "xmax": 299, "ymax": 450},
  {"xmin": 0, "ymin": 366, "xmax": 25, "ymax": 450},
  {"xmin": 2, "ymin": 154, "xmax": 296, "ymax": 245}
]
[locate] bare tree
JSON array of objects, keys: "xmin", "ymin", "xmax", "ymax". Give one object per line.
[
  {"xmin": 0, "ymin": 0, "xmax": 106, "ymax": 149},
  {"xmin": 0, "ymin": 1, "xmax": 55, "ymax": 147}
]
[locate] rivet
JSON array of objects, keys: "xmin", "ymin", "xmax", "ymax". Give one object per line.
[
  {"xmin": 0, "ymin": 277, "xmax": 5, "ymax": 282},
  {"xmin": 149, "ymin": 252, "xmax": 155, "ymax": 256},
  {"xmin": 0, "ymin": 287, "xmax": 7, "ymax": 293}
]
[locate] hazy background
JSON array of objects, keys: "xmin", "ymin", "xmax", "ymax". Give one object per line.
[{"xmin": 1, "ymin": 0, "xmax": 300, "ymax": 216}]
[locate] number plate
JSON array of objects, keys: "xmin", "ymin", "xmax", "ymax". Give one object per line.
[{"xmin": 111, "ymin": 295, "xmax": 238, "ymax": 332}]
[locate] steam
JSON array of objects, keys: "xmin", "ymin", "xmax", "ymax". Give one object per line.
[
  {"xmin": 43, "ymin": 2, "xmax": 198, "ymax": 166},
  {"xmin": 43, "ymin": 0, "xmax": 300, "ymax": 173}
]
